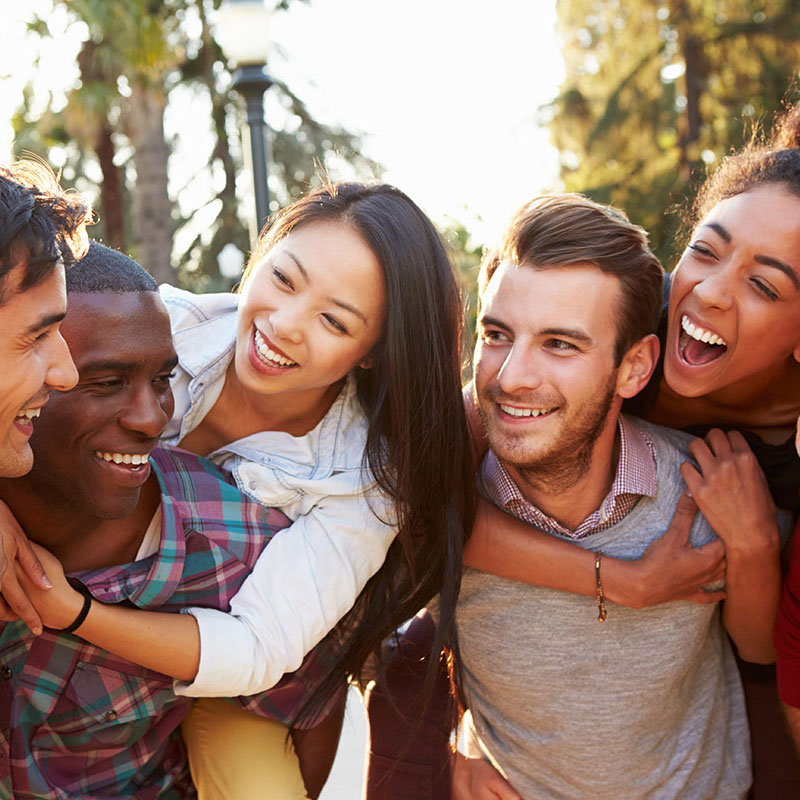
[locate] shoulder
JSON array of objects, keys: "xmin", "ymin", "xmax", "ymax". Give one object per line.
[
  {"xmin": 152, "ymin": 446, "xmax": 290, "ymax": 561},
  {"xmin": 623, "ymin": 415, "xmax": 695, "ymax": 459},
  {"xmin": 158, "ymin": 284, "xmax": 238, "ymax": 333}
]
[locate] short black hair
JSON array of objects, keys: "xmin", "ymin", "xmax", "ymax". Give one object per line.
[
  {"xmin": 0, "ymin": 160, "xmax": 92, "ymax": 304},
  {"xmin": 67, "ymin": 241, "xmax": 158, "ymax": 294}
]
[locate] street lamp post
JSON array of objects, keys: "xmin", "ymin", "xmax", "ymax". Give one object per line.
[{"xmin": 216, "ymin": 0, "xmax": 275, "ymax": 237}]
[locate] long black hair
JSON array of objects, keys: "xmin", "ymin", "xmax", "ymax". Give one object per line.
[{"xmin": 243, "ymin": 182, "xmax": 475, "ymax": 721}]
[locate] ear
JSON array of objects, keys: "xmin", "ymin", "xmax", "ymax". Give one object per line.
[
  {"xmin": 359, "ymin": 356, "xmax": 374, "ymax": 370},
  {"xmin": 616, "ymin": 334, "xmax": 659, "ymax": 399}
]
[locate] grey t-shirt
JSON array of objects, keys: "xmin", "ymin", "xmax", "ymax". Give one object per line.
[{"xmin": 458, "ymin": 417, "xmax": 751, "ymax": 799}]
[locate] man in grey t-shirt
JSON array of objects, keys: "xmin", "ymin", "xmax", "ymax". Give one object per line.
[{"xmin": 455, "ymin": 194, "xmax": 778, "ymax": 799}]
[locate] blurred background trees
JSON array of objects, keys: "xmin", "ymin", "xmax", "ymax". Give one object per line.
[
  {"xmin": 549, "ymin": 0, "xmax": 800, "ymax": 266},
  {"xmin": 9, "ymin": 0, "xmax": 800, "ymax": 285},
  {"xmin": 12, "ymin": 0, "xmax": 379, "ymax": 286}
]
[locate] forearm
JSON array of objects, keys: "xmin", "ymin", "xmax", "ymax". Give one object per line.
[
  {"xmin": 465, "ymin": 498, "xmax": 643, "ymax": 606},
  {"xmin": 722, "ymin": 533, "xmax": 782, "ymax": 664},
  {"xmin": 783, "ymin": 703, "xmax": 800, "ymax": 754},
  {"xmin": 76, "ymin": 600, "xmax": 201, "ymax": 680}
]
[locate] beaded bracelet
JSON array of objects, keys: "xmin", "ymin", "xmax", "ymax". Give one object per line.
[{"xmin": 594, "ymin": 552, "xmax": 607, "ymax": 623}]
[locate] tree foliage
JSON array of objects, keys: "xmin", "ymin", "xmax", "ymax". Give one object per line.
[
  {"xmin": 549, "ymin": 0, "xmax": 800, "ymax": 266},
  {"xmin": 13, "ymin": 0, "xmax": 380, "ymax": 286}
]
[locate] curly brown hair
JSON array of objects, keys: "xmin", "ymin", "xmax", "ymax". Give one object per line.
[{"xmin": 690, "ymin": 100, "xmax": 800, "ymax": 227}]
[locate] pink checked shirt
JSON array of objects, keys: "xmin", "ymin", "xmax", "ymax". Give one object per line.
[{"xmin": 481, "ymin": 415, "xmax": 658, "ymax": 539}]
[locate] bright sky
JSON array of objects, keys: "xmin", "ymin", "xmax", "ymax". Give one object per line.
[{"xmin": 0, "ymin": 0, "xmax": 564, "ymax": 245}]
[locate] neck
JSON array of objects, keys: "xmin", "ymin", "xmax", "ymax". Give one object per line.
[
  {"xmin": 653, "ymin": 358, "xmax": 800, "ymax": 434},
  {"xmin": 0, "ymin": 475, "xmax": 161, "ymax": 573},
  {"xmin": 221, "ymin": 362, "xmax": 345, "ymax": 437},
  {"xmin": 506, "ymin": 416, "xmax": 620, "ymax": 531}
]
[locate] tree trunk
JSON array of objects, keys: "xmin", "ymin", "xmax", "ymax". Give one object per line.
[
  {"xmin": 95, "ymin": 125, "xmax": 126, "ymax": 251},
  {"xmin": 126, "ymin": 84, "xmax": 175, "ymax": 284}
]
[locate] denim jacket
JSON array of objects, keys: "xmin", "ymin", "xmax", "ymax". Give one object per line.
[{"xmin": 159, "ymin": 285, "xmax": 397, "ymax": 696}]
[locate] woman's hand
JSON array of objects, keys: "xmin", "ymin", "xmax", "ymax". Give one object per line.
[
  {"xmin": 451, "ymin": 752, "xmax": 521, "ymax": 800},
  {"xmin": 0, "ymin": 500, "xmax": 52, "ymax": 634},
  {"xmin": 14, "ymin": 543, "xmax": 84, "ymax": 632},
  {"xmin": 681, "ymin": 429, "xmax": 780, "ymax": 556},
  {"xmin": 604, "ymin": 491, "xmax": 726, "ymax": 608},
  {"xmin": 681, "ymin": 429, "xmax": 781, "ymax": 663}
]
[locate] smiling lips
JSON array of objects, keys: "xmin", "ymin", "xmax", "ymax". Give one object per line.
[
  {"xmin": 499, "ymin": 404, "xmax": 558, "ymax": 419},
  {"xmin": 95, "ymin": 451, "xmax": 150, "ymax": 470},
  {"xmin": 253, "ymin": 329, "xmax": 298, "ymax": 369},
  {"xmin": 678, "ymin": 314, "xmax": 728, "ymax": 366}
]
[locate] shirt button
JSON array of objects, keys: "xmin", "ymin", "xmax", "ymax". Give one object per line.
[
  {"xmin": 1, "ymin": 667, "xmax": 12, "ymax": 680},
  {"xmin": 249, "ymin": 481, "xmax": 257, "ymax": 490},
  {"xmin": 104, "ymin": 710, "xmax": 118, "ymax": 722}
]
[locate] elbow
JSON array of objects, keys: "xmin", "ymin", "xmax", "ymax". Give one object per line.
[{"xmin": 736, "ymin": 642, "xmax": 777, "ymax": 666}]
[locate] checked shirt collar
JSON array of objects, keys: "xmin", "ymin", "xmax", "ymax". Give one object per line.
[{"xmin": 482, "ymin": 415, "xmax": 658, "ymax": 540}]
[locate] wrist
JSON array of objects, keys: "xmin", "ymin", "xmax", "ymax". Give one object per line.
[
  {"xmin": 48, "ymin": 579, "xmax": 91, "ymax": 631},
  {"xmin": 723, "ymin": 524, "xmax": 781, "ymax": 560},
  {"xmin": 600, "ymin": 557, "xmax": 644, "ymax": 608}
]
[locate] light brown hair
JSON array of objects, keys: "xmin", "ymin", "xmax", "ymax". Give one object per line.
[{"xmin": 480, "ymin": 193, "xmax": 664, "ymax": 364}]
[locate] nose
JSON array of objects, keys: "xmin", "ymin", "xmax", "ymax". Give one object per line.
[
  {"xmin": 45, "ymin": 331, "xmax": 78, "ymax": 392},
  {"xmin": 269, "ymin": 303, "xmax": 304, "ymax": 345},
  {"xmin": 118, "ymin": 385, "xmax": 170, "ymax": 439},
  {"xmin": 692, "ymin": 268, "xmax": 734, "ymax": 311},
  {"xmin": 496, "ymin": 345, "xmax": 543, "ymax": 395}
]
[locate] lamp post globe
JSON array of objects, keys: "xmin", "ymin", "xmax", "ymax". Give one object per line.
[{"xmin": 217, "ymin": 0, "xmax": 275, "ymax": 237}]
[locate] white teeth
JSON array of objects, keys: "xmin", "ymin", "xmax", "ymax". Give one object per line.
[
  {"xmin": 96, "ymin": 451, "xmax": 149, "ymax": 466},
  {"xmin": 681, "ymin": 315, "xmax": 727, "ymax": 347},
  {"xmin": 499, "ymin": 404, "xmax": 556, "ymax": 418},
  {"xmin": 15, "ymin": 408, "xmax": 41, "ymax": 420},
  {"xmin": 254, "ymin": 329, "xmax": 297, "ymax": 367}
]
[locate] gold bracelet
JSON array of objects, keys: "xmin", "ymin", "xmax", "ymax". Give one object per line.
[{"xmin": 594, "ymin": 552, "xmax": 607, "ymax": 623}]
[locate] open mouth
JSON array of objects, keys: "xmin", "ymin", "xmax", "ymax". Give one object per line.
[
  {"xmin": 253, "ymin": 329, "xmax": 298, "ymax": 369},
  {"xmin": 499, "ymin": 404, "xmax": 558, "ymax": 420},
  {"xmin": 13, "ymin": 407, "xmax": 41, "ymax": 434},
  {"xmin": 678, "ymin": 314, "xmax": 728, "ymax": 366},
  {"xmin": 14, "ymin": 407, "xmax": 41, "ymax": 423}
]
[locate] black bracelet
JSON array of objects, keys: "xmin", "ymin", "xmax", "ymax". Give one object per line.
[{"xmin": 50, "ymin": 578, "xmax": 94, "ymax": 634}]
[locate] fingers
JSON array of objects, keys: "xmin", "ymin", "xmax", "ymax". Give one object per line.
[
  {"xmin": 664, "ymin": 490, "xmax": 698, "ymax": 545},
  {"xmin": 685, "ymin": 588, "xmax": 727, "ymax": 605},
  {"xmin": 16, "ymin": 535, "xmax": 52, "ymax": 590},
  {"xmin": 725, "ymin": 429, "xmax": 751, "ymax": 454},
  {"xmin": 2, "ymin": 571, "xmax": 43, "ymax": 635}
]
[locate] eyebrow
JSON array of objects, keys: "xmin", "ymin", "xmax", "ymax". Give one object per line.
[
  {"xmin": 480, "ymin": 317, "xmax": 592, "ymax": 345},
  {"xmin": 540, "ymin": 327, "xmax": 594, "ymax": 345},
  {"xmin": 80, "ymin": 355, "xmax": 179, "ymax": 374},
  {"xmin": 699, "ymin": 223, "xmax": 800, "ymax": 288},
  {"xmin": 700, "ymin": 222, "xmax": 731, "ymax": 243},
  {"xmin": 23, "ymin": 312, "xmax": 66, "ymax": 337},
  {"xmin": 283, "ymin": 249, "xmax": 369, "ymax": 325},
  {"xmin": 755, "ymin": 255, "xmax": 800, "ymax": 289}
]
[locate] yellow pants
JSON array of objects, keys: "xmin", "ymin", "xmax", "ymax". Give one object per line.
[{"xmin": 181, "ymin": 697, "xmax": 310, "ymax": 800}]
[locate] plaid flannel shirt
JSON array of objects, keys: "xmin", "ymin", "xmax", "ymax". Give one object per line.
[{"xmin": 0, "ymin": 445, "xmax": 338, "ymax": 800}]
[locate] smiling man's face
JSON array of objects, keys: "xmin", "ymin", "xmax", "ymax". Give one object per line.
[
  {"xmin": 21, "ymin": 291, "xmax": 177, "ymax": 520},
  {"xmin": 474, "ymin": 260, "xmax": 624, "ymax": 485},
  {"xmin": 0, "ymin": 260, "xmax": 77, "ymax": 477}
]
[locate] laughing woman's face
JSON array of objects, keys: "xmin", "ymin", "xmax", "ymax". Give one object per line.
[{"xmin": 664, "ymin": 185, "xmax": 800, "ymax": 400}]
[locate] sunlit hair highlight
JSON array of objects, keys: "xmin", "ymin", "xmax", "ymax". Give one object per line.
[{"xmin": 0, "ymin": 160, "xmax": 92, "ymax": 304}]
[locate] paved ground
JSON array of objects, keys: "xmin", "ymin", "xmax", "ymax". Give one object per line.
[{"xmin": 319, "ymin": 688, "xmax": 368, "ymax": 799}]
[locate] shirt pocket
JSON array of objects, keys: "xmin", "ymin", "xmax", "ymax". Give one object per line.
[{"xmin": 37, "ymin": 660, "xmax": 176, "ymax": 755}]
